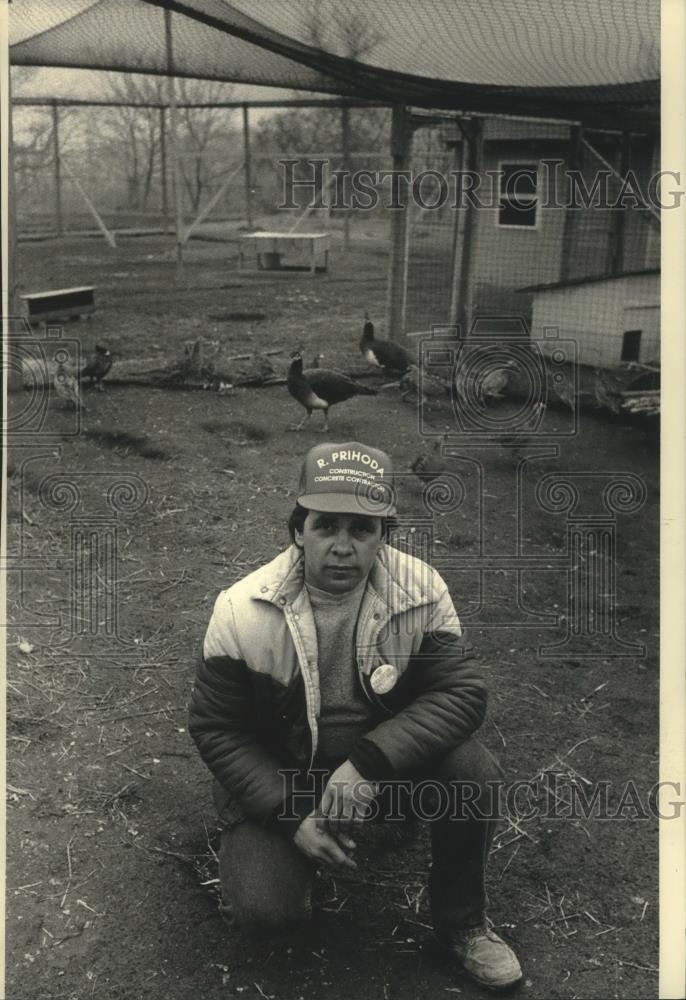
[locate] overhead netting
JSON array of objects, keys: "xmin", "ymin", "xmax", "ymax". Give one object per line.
[
  {"xmin": 11, "ymin": 0, "xmax": 659, "ymax": 126},
  {"xmin": 10, "ymin": 0, "xmax": 661, "ymax": 376}
]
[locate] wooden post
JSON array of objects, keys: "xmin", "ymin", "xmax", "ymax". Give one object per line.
[
  {"xmin": 385, "ymin": 105, "xmax": 413, "ymax": 341},
  {"xmin": 159, "ymin": 105, "xmax": 170, "ymax": 233},
  {"xmin": 643, "ymin": 130, "xmax": 660, "ymax": 268},
  {"xmin": 451, "ymin": 118, "xmax": 482, "ymax": 338},
  {"xmin": 559, "ymin": 124, "xmax": 582, "ymax": 283},
  {"xmin": 51, "ymin": 103, "xmax": 64, "ymax": 236},
  {"xmin": 341, "ymin": 105, "xmax": 351, "ymax": 250},
  {"xmin": 448, "ymin": 125, "xmax": 466, "ymax": 326},
  {"xmin": 609, "ymin": 130, "xmax": 631, "ymax": 276},
  {"xmin": 164, "ymin": 7, "xmax": 184, "ymax": 273},
  {"xmin": 242, "ymin": 104, "xmax": 254, "ymax": 229}
]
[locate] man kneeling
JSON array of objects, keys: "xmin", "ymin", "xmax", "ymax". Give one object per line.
[{"xmin": 189, "ymin": 441, "xmax": 522, "ymax": 992}]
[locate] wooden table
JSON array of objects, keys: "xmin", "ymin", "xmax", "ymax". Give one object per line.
[{"xmin": 239, "ymin": 232, "xmax": 330, "ymax": 274}]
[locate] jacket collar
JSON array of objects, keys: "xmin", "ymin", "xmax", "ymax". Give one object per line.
[{"xmin": 248, "ymin": 544, "xmax": 435, "ymax": 614}]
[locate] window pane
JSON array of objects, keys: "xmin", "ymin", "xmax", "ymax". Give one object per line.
[
  {"xmin": 501, "ymin": 163, "xmax": 538, "ymax": 198},
  {"xmin": 499, "ymin": 199, "xmax": 537, "ymax": 227}
]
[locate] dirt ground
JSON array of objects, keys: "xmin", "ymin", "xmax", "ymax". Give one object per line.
[{"xmin": 6, "ymin": 230, "xmax": 660, "ymax": 999}]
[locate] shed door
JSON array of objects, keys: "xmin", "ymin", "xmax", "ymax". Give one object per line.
[{"xmin": 622, "ymin": 304, "xmax": 660, "ymax": 365}]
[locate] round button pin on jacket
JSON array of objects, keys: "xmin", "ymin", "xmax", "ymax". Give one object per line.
[{"xmin": 370, "ymin": 663, "xmax": 398, "ymax": 695}]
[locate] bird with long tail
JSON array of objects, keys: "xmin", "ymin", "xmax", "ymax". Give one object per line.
[{"xmin": 287, "ymin": 351, "xmax": 376, "ymax": 432}]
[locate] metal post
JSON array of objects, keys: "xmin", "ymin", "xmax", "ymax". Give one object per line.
[
  {"xmin": 385, "ymin": 105, "xmax": 413, "ymax": 341},
  {"xmin": 242, "ymin": 104, "xmax": 253, "ymax": 229},
  {"xmin": 341, "ymin": 105, "xmax": 351, "ymax": 250},
  {"xmin": 51, "ymin": 103, "xmax": 64, "ymax": 236},
  {"xmin": 609, "ymin": 130, "xmax": 631, "ymax": 276},
  {"xmin": 159, "ymin": 106, "xmax": 170, "ymax": 233},
  {"xmin": 559, "ymin": 124, "xmax": 582, "ymax": 283},
  {"xmin": 448, "ymin": 126, "xmax": 466, "ymax": 326},
  {"xmin": 452, "ymin": 118, "xmax": 482, "ymax": 338},
  {"xmin": 164, "ymin": 7, "xmax": 184, "ymax": 272}
]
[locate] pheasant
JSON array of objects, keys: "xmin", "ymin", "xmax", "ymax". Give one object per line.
[
  {"xmin": 455, "ymin": 358, "xmax": 519, "ymax": 406},
  {"xmin": 80, "ymin": 343, "xmax": 112, "ymax": 390},
  {"xmin": 593, "ymin": 368, "xmax": 623, "ymax": 414},
  {"xmin": 359, "ymin": 312, "xmax": 413, "ymax": 374},
  {"xmin": 410, "ymin": 435, "xmax": 449, "ymax": 484},
  {"xmin": 497, "ymin": 401, "xmax": 547, "ymax": 452},
  {"xmin": 399, "ymin": 364, "xmax": 449, "ymax": 404},
  {"xmin": 54, "ymin": 362, "xmax": 85, "ymax": 410},
  {"xmin": 287, "ymin": 352, "xmax": 376, "ymax": 432}
]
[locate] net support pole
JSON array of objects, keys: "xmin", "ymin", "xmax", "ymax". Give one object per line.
[
  {"xmin": 164, "ymin": 7, "xmax": 184, "ymax": 273},
  {"xmin": 448, "ymin": 127, "xmax": 466, "ymax": 325},
  {"xmin": 450, "ymin": 117, "xmax": 482, "ymax": 338},
  {"xmin": 341, "ymin": 105, "xmax": 351, "ymax": 250},
  {"xmin": 609, "ymin": 130, "xmax": 631, "ymax": 276},
  {"xmin": 559, "ymin": 124, "xmax": 583, "ymax": 283},
  {"xmin": 385, "ymin": 104, "xmax": 413, "ymax": 341},
  {"xmin": 242, "ymin": 104, "xmax": 254, "ymax": 229},
  {"xmin": 3, "ymin": 49, "xmax": 23, "ymax": 391},
  {"xmin": 159, "ymin": 106, "xmax": 170, "ymax": 233},
  {"xmin": 183, "ymin": 160, "xmax": 244, "ymax": 243},
  {"xmin": 51, "ymin": 103, "xmax": 64, "ymax": 237},
  {"xmin": 59, "ymin": 158, "xmax": 116, "ymax": 248}
]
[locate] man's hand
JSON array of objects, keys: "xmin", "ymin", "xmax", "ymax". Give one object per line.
[
  {"xmin": 320, "ymin": 760, "xmax": 378, "ymax": 836},
  {"xmin": 293, "ymin": 812, "xmax": 357, "ymax": 869}
]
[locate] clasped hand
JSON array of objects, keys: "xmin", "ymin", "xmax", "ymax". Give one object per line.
[{"xmin": 293, "ymin": 760, "xmax": 378, "ymax": 868}]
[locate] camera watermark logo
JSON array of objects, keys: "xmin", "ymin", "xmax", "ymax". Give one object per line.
[
  {"xmin": 2, "ymin": 319, "xmax": 82, "ymax": 437},
  {"xmin": 418, "ymin": 318, "xmax": 577, "ymax": 440},
  {"xmin": 4, "ymin": 463, "xmax": 151, "ymax": 654}
]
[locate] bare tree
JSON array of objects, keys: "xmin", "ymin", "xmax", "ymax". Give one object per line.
[
  {"xmin": 102, "ymin": 75, "xmax": 166, "ymax": 211},
  {"xmin": 174, "ymin": 79, "xmax": 237, "ymax": 215},
  {"xmin": 303, "ymin": 0, "xmax": 384, "ymax": 60},
  {"xmin": 254, "ymin": 5, "xmax": 387, "ymax": 159}
]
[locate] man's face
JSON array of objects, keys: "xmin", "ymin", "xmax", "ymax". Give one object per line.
[{"xmin": 295, "ymin": 510, "xmax": 384, "ymax": 594}]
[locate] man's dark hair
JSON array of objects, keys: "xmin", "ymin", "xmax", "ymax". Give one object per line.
[
  {"xmin": 287, "ymin": 503, "xmax": 309, "ymax": 543},
  {"xmin": 288, "ymin": 503, "xmax": 395, "ymax": 545}
]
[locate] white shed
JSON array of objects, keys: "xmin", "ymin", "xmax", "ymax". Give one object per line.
[{"xmin": 524, "ymin": 270, "xmax": 660, "ymax": 368}]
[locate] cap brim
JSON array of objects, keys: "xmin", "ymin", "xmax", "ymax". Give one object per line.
[{"xmin": 298, "ymin": 492, "xmax": 396, "ymax": 516}]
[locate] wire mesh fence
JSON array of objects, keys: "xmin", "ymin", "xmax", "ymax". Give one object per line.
[{"xmin": 13, "ymin": 101, "xmax": 660, "ymax": 369}]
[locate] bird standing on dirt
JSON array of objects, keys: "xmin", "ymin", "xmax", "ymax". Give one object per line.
[
  {"xmin": 497, "ymin": 401, "xmax": 546, "ymax": 452},
  {"xmin": 80, "ymin": 343, "xmax": 112, "ymax": 390},
  {"xmin": 455, "ymin": 359, "xmax": 519, "ymax": 407},
  {"xmin": 593, "ymin": 368, "xmax": 623, "ymax": 414},
  {"xmin": 287, "ymin": 351, "xmax": 377, "ymax": 432},
  {"xmin": 547, "ymin": 372, "xmax": 576, "ymax": 412},
  {"xmin": 399, "ymin": 364, "xmax": 449, "ymax": 404},
  {"xmin": 54, "ymin": 362, "xmax": 86, "ymax": 410},
  {"xmin": 359, "ymin": 312, "xmax": 414, "ymax": 374},
  {"xmin": 410, "ymin": 435, "xmax": 449, "ymax": 484}
]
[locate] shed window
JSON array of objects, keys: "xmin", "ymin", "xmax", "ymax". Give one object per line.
[
  {"xmin": 621, "ymin": 329, "xmax": 642, "ymax": 362},
  {"xmin": 498, "ymin": 163, "xmax": 538, "ymax": 228}
]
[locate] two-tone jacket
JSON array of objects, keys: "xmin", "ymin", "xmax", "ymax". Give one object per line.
[{"xmin": 189, "ymin": 542, "xmax": 487, "ymax": 835}]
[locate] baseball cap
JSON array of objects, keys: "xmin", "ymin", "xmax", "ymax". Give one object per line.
[{"xmin": 297, "ymin": 441, "xmax": 397, "ymax": 516}]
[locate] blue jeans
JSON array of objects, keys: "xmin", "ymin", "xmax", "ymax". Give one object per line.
[{"xmin": 214, "ymin": 737, "xmax": 503, "ymax": 940}]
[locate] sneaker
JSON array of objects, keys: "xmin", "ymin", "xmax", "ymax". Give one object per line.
[{"xmin": 439, "ymin": 925, "xmax": 523, "ymax": 992}]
